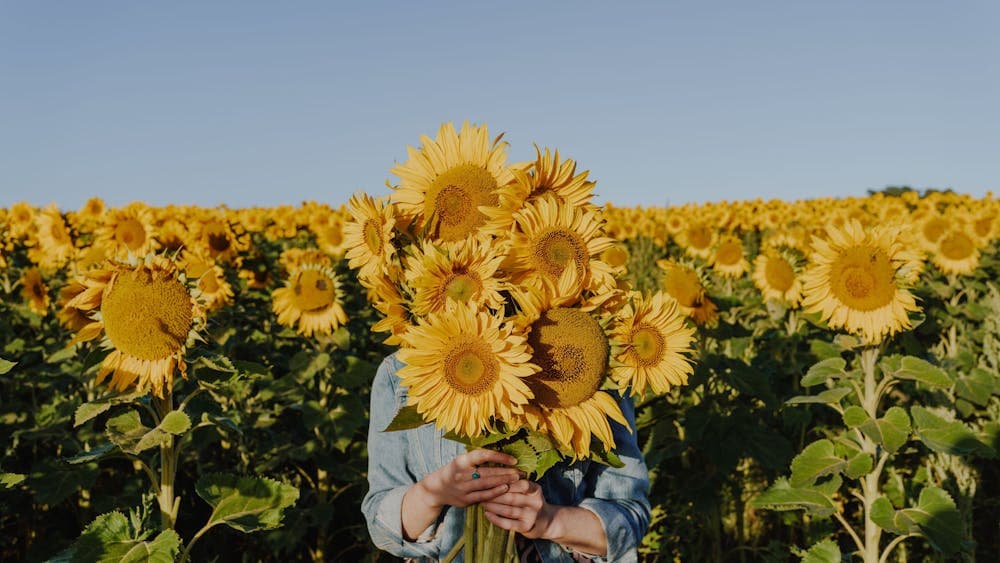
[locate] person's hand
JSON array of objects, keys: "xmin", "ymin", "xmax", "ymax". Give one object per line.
[
  {"xmin": 414, "ymin": 449, "xmax": 520, "ymax": 510},
  {"xmin": 480, "ymin": 479, "xmax": 557, "ymax": 539}
]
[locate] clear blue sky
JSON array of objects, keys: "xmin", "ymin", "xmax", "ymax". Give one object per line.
[{"xmin": 2, "ymin": 1, "xmax": 998, "ymax": 210}]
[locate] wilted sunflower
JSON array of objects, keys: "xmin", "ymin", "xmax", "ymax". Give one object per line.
[
  {"xmin": 397, "ymin": 306, "xmax": 537, "ymax": 438},
  {"xmin": 711, "ymin": 235, "xmax": 749, "ymax": 278},
  {"xmin": 65, "ymin": 256, "xmax": 204, "ymax": 398},
  {"xmin": 931, "ymin": 228, "xmax": 980, "ymax": 276},
  {"xmin": 390, "ymin": 121, "xmax": 514, "ymax": 242},
  {"xmin": 405, "ymin": 236, "xmax": 508, "ymax": 316},
  {"xmin": 505, "ymin": 195, "xmax": 616, "ymax": 297},
  {"xmin": 95, "ymin": 202, "xmax": 158, "ymax": 258},
  {"xmin": 801, "ymin": 220, "xmax": 921, "ymax": 344},
  {"xmin": 344, "ymin": 192, "xmax": 397, "ymax": 281},
  {"xmin": 752, "ymin": 250, "xmax": 803, "ymax": 307},
  {"xmin": 20, "ymin": 267, "xmax": 50, "ymax": 314},
  {"xmin": 609, "ymin": 291, "xmax": 695, "ymax": 397},
  {"xmin": 656, "ymin": 259, "xmax": 718, "ymax": 327},
  {"xmin": 271, "ymin": 258, "xmax": 348, "ymax": 337}
]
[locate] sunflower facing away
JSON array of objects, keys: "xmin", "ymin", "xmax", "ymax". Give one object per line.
[
  {"xmin": 397, "ymin": 305, "xmax": 538, "ymax": 438},
  {"xmin": 609, "ymin": 291, "xmax": 696, "ymax": 397},
  {"xmin": 390, "ymin": 121, "xmax": 514, "ymax": 242},
  {"xmin": 801, "ymin": 220, "xmax": 922, "ymax": 344},
  {"xmin": 271, "ymin": 258, "xmax": 349, "ymax": 338},
  {"xmin": 64, "ymin": 256, "xmax": 204, "ymax": 398}
]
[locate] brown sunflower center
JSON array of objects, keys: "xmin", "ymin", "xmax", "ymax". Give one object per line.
[
  {"xmin": 764, "ymin": 256, "xmax": 795, "ymax": 292},
  {"xmin": 443, "ymin": 339, "xmax": 499, "ymax": 395},
  {"xmin": 922, "ymin": 217, "xmax": 948, "ymax": 243},
  {"xmin": 715, "ymin": 240, "xmax": 743, "ymax": 266},
  {"xmin": 115, "ymin": 219, "xmax": 147, "ymax": 251},
  {"xmin": 426, "ymin": 164, "xmax": 499, "ymax": 241},
  {"xmin": 444, "ymin": 272, "xmax": 480, "ymax": 302},
  {"xmin": 533, "ymin": 228, "xmax": 587, "ymax": 279},
  {"xmin": 363, "ymin": 220, "xmax": 383, "ymax": 254},
  {"xmin": 687, "ymin": 225, "xmax": 713, "ymax": 250},
  {"xmin": 939, "ymin": 231, "xmax": 975, "ymax": 260},
  {"xmin": 830, "ymin": 246, "xmax": 896, "ymax": 311},
  {"xmin": 601, "ymin": 245, "xmax": 629, "ymax": 268},
  {"xmin": 631, "ymin": 326, "xmax": 664, "ymax": 366},
  {"xmin": 291, "ymin": 269, "xmax": 336, "ymax": 312},
  {"xmin": 661, "ymin": 265, "xmax": 702, "ymax": 308},
  {"xmin": 204, "ymin": 223, "xmax": 232, "ymax": 253},
  {"xmin": 973, "ymin": 216, "xmax": 994, "ymax": 239},
  {"xmin": 527, "ymin": 308, "xmax": 608, "ymax": 409},
  {"xmin": 101, "ymin": 268, "xmax": 193, "ymax": 361},
  {"xmin": 31, "ymin": 280, "xmax": 44, "ymax": 299}
]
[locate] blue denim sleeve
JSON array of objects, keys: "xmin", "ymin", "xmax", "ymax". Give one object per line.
[
  {"xmin": 576, "ymin": 393, "xmax": 651, "ymax": 563},
  {"xmin": 360, "ymin": 355, "xmax": 444, "ymax": 559}
]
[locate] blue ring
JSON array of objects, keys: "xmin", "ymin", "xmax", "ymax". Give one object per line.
[{"xmin": 471, "ymin": 471, "xmax": 480, "ymax": 480}]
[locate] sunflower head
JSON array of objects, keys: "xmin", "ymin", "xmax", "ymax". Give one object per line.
[{"xmin": 271, "ymin": 259, "xmax": 349, "ymax": 337}]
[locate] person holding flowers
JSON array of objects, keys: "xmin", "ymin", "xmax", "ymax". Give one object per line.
[{"xmin": 351, "ymin": 122, "xmax": 696, "ymax": 562}]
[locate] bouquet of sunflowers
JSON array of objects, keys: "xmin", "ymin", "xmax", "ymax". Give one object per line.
[{"xmin": 345, "ymin": 121, "xmax": 697, "ymax": 561}]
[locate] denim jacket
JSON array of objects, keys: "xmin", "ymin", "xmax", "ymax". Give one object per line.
[{"xmin": 361, "ymin": 353, "xmax": 651, "ymax": 562}]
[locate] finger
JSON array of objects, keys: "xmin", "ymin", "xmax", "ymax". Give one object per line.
[
  {"xmin": 463, "ymin": 466, "xmax": 521, "ymax": 481},
  {"xmin": 465, "ymin": 449, "xmax": 518, "ymax": 468},
  {"xmin": 483, "ymin": 508, "xmax": 528, "ymax": 533},
  {"xmin": 505, "ymin": 479, "xmax": 537, "ymax": 494},
  {"xmin": 459, "ymin": 472, "xmax": 515, "ymax": 493},
  {"xmin": 480, "ymin": 500, "xmax": 524, "ymax": 520},
  {"xmin": 464, "ymin": 482, "xmax": 511, "ymax": 504}
]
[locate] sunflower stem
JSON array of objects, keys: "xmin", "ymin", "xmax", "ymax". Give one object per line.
[
  {"xmin": 153, "ymin": 389, "xmax": 178, "ymax": 531},
  {"xmin": 858, "ymin": 345, "xmax": 883, "ymax": 563}
]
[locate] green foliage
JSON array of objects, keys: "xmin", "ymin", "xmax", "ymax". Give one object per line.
[
  {"xmin": 195, "ymin": 474, "xmax": 299, "ymax": 533},
  {"xmin": 54, "ymin": 511, "xmax": 180, "ymax": 563}
]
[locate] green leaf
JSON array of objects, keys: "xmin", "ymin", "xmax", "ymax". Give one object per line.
[
  {"xmin": 785, "ymin": 387, "xmax": 852, "ymax": 406},
  {"xmin": 750, "ymin": 477, "xmax": 838, "ymax": 518},
  {"xmin": 159, "ymin": 411, "xmax": 191, "ymax": 435},
  {"xmin": 64, "ymin": 442, "xmax": 117, "ymax": 465},
  {"xmin": 895, "ymin": 486, "xmax": 965, "ymax": 556},
  {"xmin": 842, "ymin": 406, "xmax": 869, "ymax": 428},
  {"xmin": 195, "ymin": 474, "xmax": 299, "ymax": 533},
  {"xmin": 955, "ymin": 368, "xmax": 994, "ymax": 407},
  {"xmin": 29, "ymin": 459, "xmax": 99, "ymax": 505},
  {"xmin": 800, "ymin": 539, "xmax": 841, "ymax": 563},
  {"xmin": 0, "ymin": 356, "xmax": 17, "ymax": 374},
  {"xmin": 106, "ymin": 411, "xmax": 162, "ymax": 455},
  {"xmin": 891, "ymin": 356, "xmax": 952, "ymax": 388},
  {"xmin": 911, "ymin": 406, "xmax": 993, "ymax": 457},
  {"xmin": 1, "ymin": 472, "xmax": 25, "ymax": 488},
  {"xmin": 844, "ymin": 452, "xmax": 873, "ymax": 479},
  {"xmin": 384, "ymin": 404, "xmax": 427, "ymax": 432},
  {"xmin": 809, "ymin": 340, "xmax": 842, "ymax": 361},
  {"xmin": 871, "ymin": 496, "xmax": 901, "ymax": 534},
  {"xmin": 801, "ymin": 358, "xmax": 847, "ymax": 387},
  {"xmin": 53, "ymin": 511, "xmax": 180, "ymax": 563},
  {"xmin": 790, "ymin": 439, "xmax": 845, "ymax": 487},
  {"xmin": 74, "ymin": 390, "xmax": 146, "ymax": 427},
  {"xmin": 871, "ymin": 407, "xmax": 911, "ymax": 454}
]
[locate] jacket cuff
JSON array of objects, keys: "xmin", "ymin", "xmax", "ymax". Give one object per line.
[{"xmin": 577, "ymin": 498, "xmax": 638, "ymax": 563}]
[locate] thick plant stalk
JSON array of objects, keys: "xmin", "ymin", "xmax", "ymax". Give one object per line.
[
  {"xmin": 153, "ymin": 389, "xmax": 179, "ymax": 531},
  {"xmin": 458, "ymin": 504, "xmax": 517, "ymax": 563},
  {"xmin": 858, "ymin": 346, "xmax": 882, "ymax": 563}
]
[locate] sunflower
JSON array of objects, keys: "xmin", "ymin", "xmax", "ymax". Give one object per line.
[
  {"xmin": 931, "ymin": 228, "xmax": 980, "ymax": 276},
  {"xmin": 95, "ymin": 202, "xmax": 158, "ymax": 258},
  {"xmin": 609, "ymin": 291, "xmax": 695, "ymax": 397},
  {"xmin": 312, "ymin": 214, "xmax": 348, "ymax": 257},
  {"xmin": 69, "ymin": 197, "xmax": 107, "ymax": 233},
  {"xmin": 711, "ymin": 235, "xmax": 750, "ymax": 278},
  {"xmin": 405, "ymin": 236, "xmax": 508, "ymax": 316},
  {"xmin": 155, "ymin": 217, "xmax": 190, "ymax": 254},
  {"xmin": 397, "ymin": 305, "xmax": 537, "ymax": 438},
  {"xmin": 343, "ymin": 192, "xmax": 397, "ymax": 281},
  {"xmin": 188, "ymin": 213, "xmax": 247, "ymax": 264},
  {"xmin": 32, "ymin": 204, "xmax": 76, "ymax": 271},
  {"xmin": 656, "ymin": 260, "xmax": 718, "ymax": 327},
  {"xmin": 271, "ymin": 259, "xmax": 348, "ymax": 337},
  {"xmin": 752, "ymin": 250, "xmax": 803, "ymax": 307},
  {"xmin": 65, "ymin": 256, "xmax": 204, "ymax": 398},
  {"xmin": 482, "ymin": 146, "xmax": 596, "ymax": 235},
  {"xmin": 676, "ymin": 222, "xmax": 717, "ymax": 260},
  {"xmin": 57, "ymin": 280, "xmax": 95, "ymax": 332},
  {"xmin": 390, "ymin": 121, "xmax": 514, "ymax": 242},
  {"xmin": 183, "ymin": 253, "xmax": 234, "ymax": 312},
  {"xmin": 7, "ymin": 202, "xmax": 37, "ymax": 241},
  {"xmin": 364, "ymin": 272, "xmax": 411, "ymax": 346},
  {"xmin": 519, "ymin": 303, "xmax": 627, "ymax": 460},
  {"xmin": 801, "ymin": 220, "xmax": 921, "ymax": 344},
  {"xmin": 917, "ymin": 213, "xmax": 949, "ymax": 252},
  {"xmin": 20, "ymin": 267, "xmax": 50, "ymax": 314},
  {"xmin": 504, "ymin": 195, "xmax": 616, "ymax": 297}
]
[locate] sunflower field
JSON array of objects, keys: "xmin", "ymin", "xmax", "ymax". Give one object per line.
[{"xmin": 1, "ymin": 124, "xmax": 998, "ymax": 562}]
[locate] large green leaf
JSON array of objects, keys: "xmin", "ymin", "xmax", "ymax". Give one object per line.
[
  {"xmin": 871, "ymin": 496, "xmax": 901, "ymax": 534},
  {"xmin": 887, "ymin": 356, "xmax": 952, "ymax": 388},
  {"xmin": 0, "ymin": 356, "xmax": 16, "ymax": 375},
  {"xmin": 30, "ymin": 459, "xmax": 99, "ymax": 505},
  {"xmin": 51, "ymin": 511, "xmax": 179, "ymax": 563},
  {"xmin": 858, "ymin": 406, "xmax": 911, "ymax": 454},
  {"xmin": 954, "ymin": 368, "xmax": 994, "ymax": 407},
  {"xmin": 800, "ymin": 539, "xmax": 841, "ymax": 563},
  {"xmin": 74, "ymin": 390, "xmax": 145, "ymax": 427},
  {"xmin": 750, "ymin": 477, "xmax": 839, "ymax": 517},
  {"xmin": 842, "ymin": 406, "xmax": 869, "ymax": 428},
  {"xmin": 195, "ymin": 474, "xmax": 299, "ymax": 533},
  {"xmin": 843, "ymin": 452, "xmax": 873, "ymax": 479},
  {"xmin": 785, "ymin": 387, "xmax": 852, "ymax": 406},
  {"xmin": 801, "ymin": 358, "xmax": 848, "ymax": 387},
  {"xmin": 790, "ymin": 440, "xmax": 845, "ymax": 487},
  {"xmin": 384, "ymin": 404, "xmax": 426, "ymax": 432},
  {"xmin": 911, "ymin": 406, "xmax": 993, "ymax": 457},
  {"xmin": 105, "ymin": 410, "xmax": 188, "ymax": 455},
  {"xmin": 895, "ymin": 486, "xmax": 965, "ymax": 556}
]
